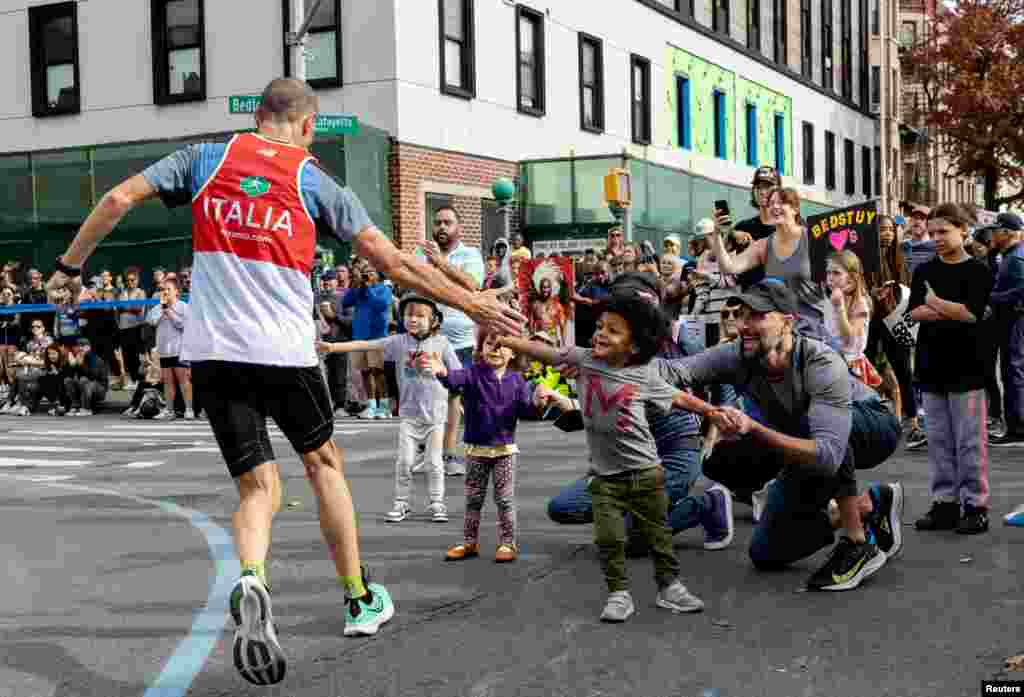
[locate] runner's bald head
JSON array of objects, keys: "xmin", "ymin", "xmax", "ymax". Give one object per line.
[{"xmin": 258, "ymin": 78, "xmax": 319, "ymax": 123}]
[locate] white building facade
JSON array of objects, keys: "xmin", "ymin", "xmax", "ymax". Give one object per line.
[{"xmin": 0, "ymin": 0, "xmax": 887, "ymax": 255}]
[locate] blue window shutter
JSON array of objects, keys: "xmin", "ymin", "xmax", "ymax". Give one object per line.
[
  {"xmin": 746, "ymin": 104, "xmax": 758, "ymax": 167},
  {"xmin": 677, "ymin": 76, "xmax": 692, "ymax": 150},
  {"xmin": 775, "ymin": 113, "xmax": 786, "ymax": 175}
]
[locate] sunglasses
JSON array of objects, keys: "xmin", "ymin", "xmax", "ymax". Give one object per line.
[{"xmin": 720, "ymin": 309, "xmax": 740, "ymax": 319}]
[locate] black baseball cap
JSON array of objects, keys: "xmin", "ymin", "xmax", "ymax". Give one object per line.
[
  {"xmin": 732, "ymin": 279, "xmax": 800, "ymax": 316},
  {"xmin": 996, "ymin": 212, "xmax": 1023, "ymax": 232},
  {"xmin": 752, "ymin": 166, "xmax": 781, "ymax": 186},
  {"xmin": 609, "ymin": 271, "xmax": 661, "ymax": 305}
]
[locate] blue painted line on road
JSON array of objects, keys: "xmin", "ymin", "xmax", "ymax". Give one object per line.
[
  {"xmin": 144, "ymin": 500, "xmax": 240, "ymax": 697},
  {"xmin": 0, "ymin": 475, "xmax": 238, "ymax": 697}
]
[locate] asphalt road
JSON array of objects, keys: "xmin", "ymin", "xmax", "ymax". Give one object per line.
[{"xmin": 1, "ymin": 409, "xmax": 1022, "ymax": 697}]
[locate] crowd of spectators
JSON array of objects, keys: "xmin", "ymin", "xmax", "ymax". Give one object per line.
[{"xmin": 2, "ymin": 198, "xmax": 1021, "ymax": 529}]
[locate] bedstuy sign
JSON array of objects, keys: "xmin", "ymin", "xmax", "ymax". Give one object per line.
[{"xmin": 806, "ymin": 201, "xmax": 880, "ymax": 283}]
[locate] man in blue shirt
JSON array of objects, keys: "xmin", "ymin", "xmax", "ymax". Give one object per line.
[
  {"xmin": 989, "ymin": 212, "xmax": 1024, "ymax": 446},
  {"xmin": 342, "ymin": 261, "xmax": 393, "ymax": 418},
  {"xmin": 419, "ymin": 205, "xmax": 485, "ymax": 475}
]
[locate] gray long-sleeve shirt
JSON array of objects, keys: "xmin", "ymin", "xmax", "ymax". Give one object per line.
[
  {"xmin": 147, "ymin": 300, "xmax": 188, "ymax": 358},
  {"xmin": 654, "ymin": 337, "xmax": 874, "ymax": 479}
]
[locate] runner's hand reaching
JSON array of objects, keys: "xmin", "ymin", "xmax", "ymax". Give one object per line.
[
  {"xmin": 46, "ymin": 270, "xmax": 82, "ymax": 308},
  {"xmin": 469, "ymin": 287, "xmax": 527, "ymax": 336}
]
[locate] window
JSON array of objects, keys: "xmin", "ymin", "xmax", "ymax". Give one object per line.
[
  {"xmin": 746, "ymin": 104, "xmax": 758, "ymax": 167},
  {"xmin": 874, "ymin": 145, "xmax": 881, "ymax": 196},
  {"xmin": 439, "ymin": 0, "xmax": 475, "ymax": 98},
  {"xmin": 802, "ymin": 122, "xmax": 815, "ymax": 185},
  {"xmin": 821, "ymin": 0, "xmax": 833, "ymax": 90},
  {"xmin": 713, "ymin": 0, "xmax": 730, "ymax": 35},
  {"xmin": 844, "ymin": 138, "xmax": 855, "ymax": 195},
  {"xmin": 871, "ymin": 0, "xmax": 879, "ymax": 34},
  {"xmin": 282, "ymin": 0, "xmax": 342, "ymax": 87},
  {"xmin": 579, "ymin": 34, "xmax": 604, "ymax": 132},
  {"xmin": 676, "ymin": 76, "xmax": 692, "ymax": 150},
  {"xmin": 871, "ymin": 66, "xmax": 880, "ymax": 109},
  {"xmin": 773, "ymin": 0, "xmax": 787, "ymax": 64},
  {"xmin": 29, "ymin": 2, "xmax": 80, "ymax": 117},
  {"xmin": 152, "ymin": 0, "xmax": 206, "ymax": 105},
  {"xmin": 859, "ymin": 0, "xmax": 869, "ymax": 107},
  {"xmin": 800, "ymin": 0, "xmax": 813, "ymax": 78},
  {"xmin": 775, "ymin": 113, "xmax": 786, "ymax": 175},
  {"xmin": 650, "ymin": 0, "xmax": 695, "ymax": 17},
  {"xmin": 862, "ymin": 145, "xmax": 871, "ymax": 196},
  {"xmin": 891, "ymin": 68, "xmax": 897, "ymax": 116},
  {"xmin": 748, "ymin": 0, "xmax": 760, "ymax": 50},
  {"xmin": 840, "ymin": 0, "xmax": 852, "ymax": 100},
  {"xmin": 516, "ymin": 6, "xmax": 545, "ymax": 116},
  {"xmin": 900, "ymin": 20, "xmax": 917, "ymax": 48},
  {"xmin": 825, "ymin": 130, "xmax": 836, "ymax": 190},
  {"xmin": 713, "ymin": 90, "xmax": 728, "ymax": 159},
  {"xmin": 631, "ymin": 55, "xmax": 652, "ymax": 145}
]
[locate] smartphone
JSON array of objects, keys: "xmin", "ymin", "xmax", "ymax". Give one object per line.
[{"xmin": 714, "ymin": 199, "xmax": 731, "ymax": 217}]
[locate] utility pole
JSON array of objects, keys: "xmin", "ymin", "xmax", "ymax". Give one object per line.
[
  {"xmin": 287, "ymin": 0, "xmax": 328, "ymax": 81},
  {"xmin": 880, "ymin": 0, "xmax": 889, "ymax": 215}
]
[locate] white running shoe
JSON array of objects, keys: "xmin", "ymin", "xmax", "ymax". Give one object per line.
[
  {"xmin": 428, "ymin": 502, "xmax": 449, "ymax": 523},
  {"xmin": 600, "ymin": 591, "xmax": 635, "ymax": 622},
  {"xmin": 385, "ymin": 502, "xmax": 411, "ymax": 523},
  {"xmin": 655, "ymin": 579, "xmax": 705, "ymax": 613},
  {"xmin": 230, "ymin": 573, "xmax": 286, "ymax": 685},
  {"xmin": 184, "ymin": 408, "xmax": 195, "ymax": 420}
]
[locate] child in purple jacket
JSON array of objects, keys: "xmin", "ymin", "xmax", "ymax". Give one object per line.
[{"xmin": 423, "ymin": 329, "xmax": 545, "ymax": 563}]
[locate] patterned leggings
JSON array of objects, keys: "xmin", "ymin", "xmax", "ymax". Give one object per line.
[{"xmin": 464, "ymin": 454, "xmax": 517, "ymax": 546}]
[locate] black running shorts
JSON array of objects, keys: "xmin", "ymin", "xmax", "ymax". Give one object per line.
[{"xmin": 190, "ymin": 361, "xmax": 334, "ymax": 478}]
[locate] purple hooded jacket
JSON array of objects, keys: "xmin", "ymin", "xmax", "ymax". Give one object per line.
[{"xmin": 439, "ymin": 362, "xmax": 538, "ymax": 447}]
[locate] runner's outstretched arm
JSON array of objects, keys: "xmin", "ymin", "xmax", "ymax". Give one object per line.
[
  {"xmin": 48, "ymin": 175, "xmax": 158, "ymax": 297},
  {"xmin": 354, "ymin": 226, "xmax": 523, "ymax": 336}
]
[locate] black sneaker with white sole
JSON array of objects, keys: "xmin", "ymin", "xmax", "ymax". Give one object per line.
[
  {"xmin": 806, "ymin": 537, "xmax": 887, "ymax": 591},
  {"xmin": 867, "ymin": 482, "xmax": 904, "ymax": 560},
  {"xmin": 230, "ymin": 571, "xmax": 286, "ymax": 685},
  {"xmin": 905, "ymin": 427, "xmax": 927, "ymax": 451}
]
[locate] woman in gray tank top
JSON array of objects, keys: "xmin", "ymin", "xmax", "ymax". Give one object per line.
[{"xmin": 707, "ymin": 187, "xmax": 832, "ymax": 342}]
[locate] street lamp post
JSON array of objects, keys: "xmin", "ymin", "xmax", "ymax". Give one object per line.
[
  {"xmin": 287, "ymin": 0, "xmax": 328, "ymax": 81},
  {"xmin": 492, "ymin": 177, "xmax": 517, "ymax": 243}
]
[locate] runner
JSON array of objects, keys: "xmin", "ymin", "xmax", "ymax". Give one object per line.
[{"xmin": 45, "ymin": 77, "xmax": 522, "ymax": 685}]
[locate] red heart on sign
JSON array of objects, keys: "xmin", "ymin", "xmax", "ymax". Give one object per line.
[{"xmin": 829, "ymin": 229, "xmax": 849, "ymax": 252}]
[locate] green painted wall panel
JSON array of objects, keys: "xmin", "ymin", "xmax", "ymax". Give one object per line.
[
  {"xmin": 735, "ymin": 77, "xmax": 793, "ymax": 178},
  {"xmin": 663, "ymin": 45, "xmax": 736, "ymax": 161}
]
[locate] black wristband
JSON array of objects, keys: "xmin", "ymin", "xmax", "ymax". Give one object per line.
[{"xmin": 55, "ymin": 256, "xmax": 82, "ymax": 278}]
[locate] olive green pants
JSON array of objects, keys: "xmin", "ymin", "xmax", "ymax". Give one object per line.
[{"xmin": 591, "ymin": 467, "xmax": 680, "ymax": 592}]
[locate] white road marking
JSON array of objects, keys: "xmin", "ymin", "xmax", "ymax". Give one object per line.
[
  {"xmin": 0, "ymin": 457, "xmax": 90, "ymax": 468},
  {"xmin": 0, "ymin": 446, "xmax": 88, "ymax": 453},
  {"xmin": 22, "ymin": 474, "xmax": 76, "ymax": 482},
  {"xmin": 121, "ymin": 461, "xmax": 164, "ymax": 469}
]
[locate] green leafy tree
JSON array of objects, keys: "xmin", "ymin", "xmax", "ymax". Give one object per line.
[{"xmin": 902, "ymin": 0, "xmax": 1024, "ymax": 210}]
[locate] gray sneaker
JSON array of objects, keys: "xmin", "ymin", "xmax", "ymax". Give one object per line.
[
  {"xmin": 599, "ymin": 590, "xmax": 635, "ymax": 623},
  {"xmin": 655, "ymin": 579, "xmax": 705, "ymax": 613}
]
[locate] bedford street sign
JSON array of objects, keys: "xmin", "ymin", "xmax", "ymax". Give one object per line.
[{"xmin": 229, "ymin": 96, "xmax": 359, "ymax": 135}]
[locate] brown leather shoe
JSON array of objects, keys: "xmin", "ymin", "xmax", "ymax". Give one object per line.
[
  {"xmin": 445, "ymin": 543, "xmax": 479, "ymax": 561},
  {"xmin": 494, "ymin": 544, "xmax": 518, "ymax": 563}
]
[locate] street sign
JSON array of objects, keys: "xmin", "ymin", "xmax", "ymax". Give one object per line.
[
  {"xmin": 314, "ymin": 114, "xmax": 359, "ymax": 136},
  {"xmin": 229, "ymin": 95, "xmax": 261, "ymax": 114},
  {"xmin": 228, "ymin": 96, "xmax": 359, "ymax": 135}
]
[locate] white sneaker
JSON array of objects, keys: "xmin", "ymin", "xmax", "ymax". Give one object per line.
[
  {"xmin": 655, "ymin": 579, "xmax": 704, "ymax": 613},
  {"xmin": 154, "ymin": 408, "xmax": 176, "ymax": 421},
  {"xmin": 184, "ymin": 408, "xmax": 195, "ymax": 420},
  {"xmin": 385, "ymin": 502, "xmax": 411, "ymax": 523},
  {"xmin": 600, "ymin": 590, "xmax": 635, "ymax": 622},
  {"xmin": 428, "ymin": 502, "xmax": 449, "ymax": 523},
  {"xmin": 16, "ymin": 405, "xmax": 30, "ymax": 416},
  {"xmin": 66, "ymin": 408, "xmax": 81, "ymax": 417},
  {"xmin": 122, "ymin": 407, "xmax": 138, "ymax": 419},
  {"xmin": 77, "ymin": 409, "xmax": 93, "ymax": 417},
  {"xmin": 752, "ymin": 479, "xmax": 775, "ymax": 525},
  {"xmin": 230, "ymin": 573, "xmax": 286, "ymax": 685}
]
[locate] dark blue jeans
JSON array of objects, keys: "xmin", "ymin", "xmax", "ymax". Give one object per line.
[
  {"xmin": 547, "ymin": 410, "xmax": 706, "ymax": 533},
  {"xmin": 704, "ymin": 398, "xmax": 899, "ymax": 570}
]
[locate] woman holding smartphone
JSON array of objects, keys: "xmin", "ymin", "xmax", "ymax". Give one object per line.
[{"xmin": 706, "ymin": 187, "xmax": 831, "ymax": 343}]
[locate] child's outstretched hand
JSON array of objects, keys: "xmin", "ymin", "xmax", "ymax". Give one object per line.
[
  {"xmin": 416, "ymin": 351, "xmax": 446, "ymax": 377},
  {"xmin": 534, "ymin": 384, "xmax": 557, "ymax": 408},
  {"xmin": 315, "ymin": 341, "xmax": 334, "ymax": 355}
]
